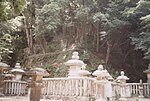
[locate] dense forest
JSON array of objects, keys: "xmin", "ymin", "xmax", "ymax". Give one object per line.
[{"xmin": 0, "ymin": 0, "xmax": 150, "ymax": 82}]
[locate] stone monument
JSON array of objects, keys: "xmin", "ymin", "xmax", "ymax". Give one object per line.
[
  {"xmin": 10, "ymin": 63, "xmax": 25, "ymax": 80},
  {"xmin": 65, "ymin": 51, "xmax": 84, "ymax": 77},
  {"xmin": 116, "ymin": 71, "xmax": 129, "ymax": 101}
]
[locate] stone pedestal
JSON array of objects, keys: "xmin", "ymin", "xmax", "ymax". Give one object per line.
[
  {"xmin": 27, "ymin": 68, "xmax": 49, "ymax": 101},
  {"xmin": 30, "ymin": 79, "xmax": 42, "ymax": 101}
]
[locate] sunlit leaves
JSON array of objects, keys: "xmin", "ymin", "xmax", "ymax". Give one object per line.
[
  {"xmin": 0, "ymin": 0, "xmax": 26, "ymax": 21},
  {"xmin": 0, "ymin": 34, "xmax": 13, "ymax": 54}
]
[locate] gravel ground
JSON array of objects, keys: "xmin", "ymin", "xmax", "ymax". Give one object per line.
[
  {"xmin": 0, "ymin": 96, "xmax": 149, "ymax": 101},
  {"xmin": 0, "ymin": 97, "xmax": 62, "ymax": 101}
]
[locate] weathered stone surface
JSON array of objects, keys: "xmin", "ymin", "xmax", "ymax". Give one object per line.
[{"xmin": 0, "ymin": 96, "xmax": 150, "ymax": 101}]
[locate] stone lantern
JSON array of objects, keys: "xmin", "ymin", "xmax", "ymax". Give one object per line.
[
  {"xmin": 92, "ymin": 65, "xmax": 112, "ymax": 101},
  {"xmin": 0, "ymin": 55, "xmax": 9, "ymax": 76},
  {"xmin": 65, "ymin": 51, "xmax": 84, "ymax": 77},
  {"xmin": 116, "ymin": 71, "xmax": 129, "ymax": 101},
  {"xmin": 10, "ymin": 63, "xmax": 25, "ymax": 80},
  {"xmin": 79, "ymin": 64, "xmax": 91, "ymax": 77},
  {"xmin": 92, "ymin": 65, "xmax": 105, "ymax": 80},
  {"xmin": 0, "ymin": 55, "xmax": 9, "ymax": 96},
  {"xmin": 144, "ymin": 64, "xmax": 150, "ymax": 83},
  {"xmin": 27, "ymin": 68, "xmax": 49, "ymax": 101},
  {"xmin": 116, "ymin": 71, "xmax": 129, "ymax": 84}
]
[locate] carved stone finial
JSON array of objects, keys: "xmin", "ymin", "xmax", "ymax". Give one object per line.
[
  {"xmin": 140, "ymin": 79, "xmax": 143, "ymax": 84},
  {"xmin": 81, "ymin": 64, "xmax": 87, "ymax": 70},
  {"xmin": 72, "ymin": 51, "xmax": 79, "ymax": 60},
  {"xmin": 98, "ymin": 65, "xmax": 103, "ymax": 71},
  {"xmin": 15, "ymin": 63, "xmax": 21, "ymax": 68},
  {"xmin": 121, "ymin": 71, "xmax": 125, "ymax": 76}
]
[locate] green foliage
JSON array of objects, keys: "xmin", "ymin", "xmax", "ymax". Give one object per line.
[
  {"xmin": 0, "ymin": 0, "xmax": 26, "ymax": 21},
  {"xmin": 140, "ymin": 14, "xmax": 150, "ymax": 30},
  {"xmin": 35, "ymin": 0, "xmax": 69, "ymax": 35},
  {"xmin": 0, "ymin": 34, "xmax": 12, "ymax": 54},
  {"xmin": 0, "ymin": 16, "xmax": 24, "ymax": 53},
  {"xmin": 75, "ymin": 6, "xmax": 90, "ymax": 19},
  {"xmin": 126, "ymin": 0, "xmax": 150, "ymax": 59}
]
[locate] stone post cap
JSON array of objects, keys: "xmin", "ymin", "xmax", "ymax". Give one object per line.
[
  {"xmin": 98, "ymin": 65, "xmax": 103, "ymax": 71},
  {"xmin": 139, "ymin": 79, "xmax": 143, "ymax": 84},
  {"xmin": 79, "ymin": 64, "xmax": 91, "ymax": 76},
  {"xmin": 72, "ymin": 51, "xmax": 79, "ymax": 60},
  {"xmin": 92, "ymin": 64, "xmax": 104, "ymax": 77},
  {"xmin": 11, "ymin": 63, "xmax": 25, "ymax": 73},
  {"xmin": 15, "ymin": 63, "xmax": 21, "ymax": 68},
  {"xmin": 81, "ymin": 64, "xmax": 87, "ymax": 70},
  {"xmin": 116, "ymin": 71, "xmax": 129, "ymax": 81},
  {"xmin": 121, "ymin": 71, "xmax": 125, "ymax": 76}
]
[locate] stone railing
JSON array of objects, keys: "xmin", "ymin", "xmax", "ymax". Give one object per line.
[
  {"xmin": 128, "ymin": 83, "xmax": 150, "ymax": 97},
  {"xmin": 1, "ymin": 78, "xmax": 150, "ymax": 99},
  {"xmin": 3, "ymin": 80, "xmax": 28, "ymax": 96},
  {"xmin": 42, "ymin": 78, "xmax": 150, "ymax": 99},
  {"xmin": 112, "ymin": 83, "xmax": 150, "ymax": 98},
  {"xmin": 42, "ymin": 77, "xmax": 95, "ymax": 98}
]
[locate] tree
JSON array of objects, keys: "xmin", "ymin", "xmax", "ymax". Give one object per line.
[
  {"xmin": 0, "ymin": 0, "xmax": 26, "ymax": 21},
  {"xmin": 24, "ymin": 0, "xmax": 149, "ymax": 81},
  {"xmin": 125, "ymin": 0, "xmax": 150, "ymax": 60},
  {"xmin": 0, "ymin": 0, "xmax": 26, "ymax": 65}
]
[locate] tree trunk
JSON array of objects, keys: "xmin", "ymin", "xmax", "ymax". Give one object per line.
[
  {"xmin": 105, "ymin": 40, "xmax": 111, "ymax": 68},
  {"xmin": 39, "ymin": 35, "xmax": 47, "ymax": 54},
  {"xmin": 96, "ymin": 23, "xmax": 99, "ymax": 52},
  {"xmin": 24, "ymin": 17, "xmax": 34, "ymax": 55}
]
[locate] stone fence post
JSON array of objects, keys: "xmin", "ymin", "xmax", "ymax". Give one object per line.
[
  {"xmin": 27, "ymin": 68, "xmax": 49, "ymax": 101},
  {"xmin": 138, "ymin": 80, "xmax": 144, "ymax": 98}
]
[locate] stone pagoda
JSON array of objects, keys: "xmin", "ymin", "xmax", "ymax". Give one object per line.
[
  {"xmin": 65, "ymin": 51, "xmax": 84, "ymax": 77},
  {"xmin": 10, "ymin": 63, "xmax": 25, "ymax": 80}
]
